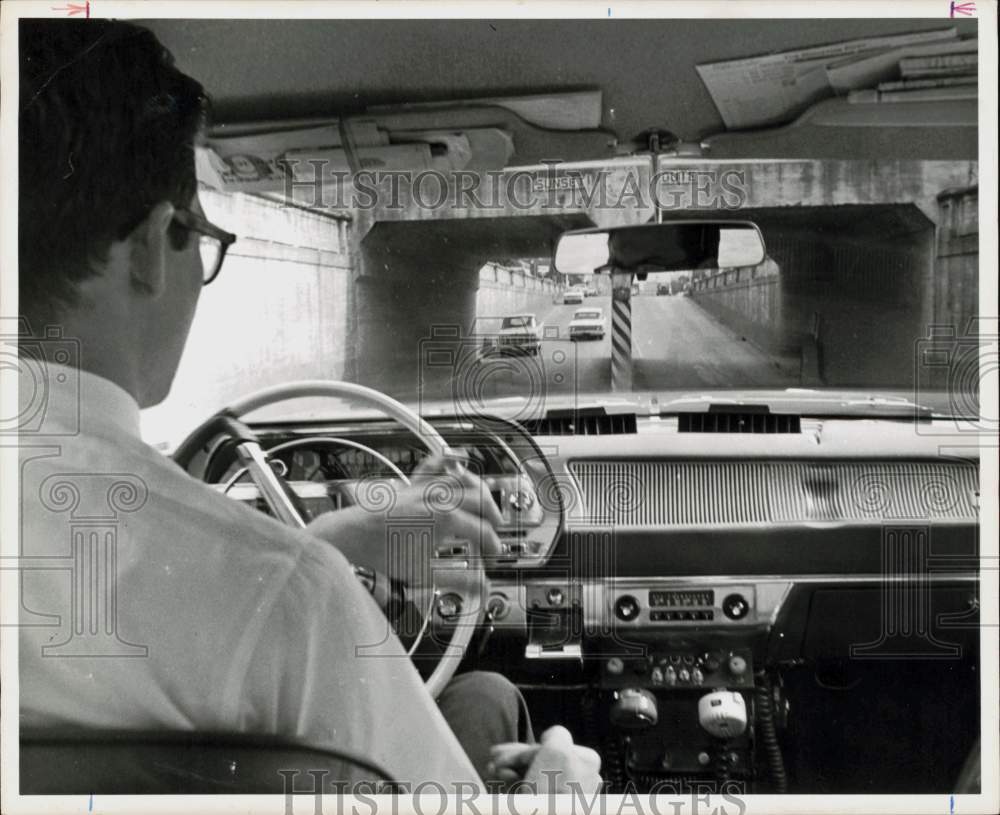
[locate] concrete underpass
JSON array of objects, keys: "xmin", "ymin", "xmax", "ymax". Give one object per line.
[
  {"xmin": 343, "ymin": 158, "xmax": 978, "ymax": 401},
  {"xmin": 145, "ymin": 158, "xmax": 979, "ymax": 444}
]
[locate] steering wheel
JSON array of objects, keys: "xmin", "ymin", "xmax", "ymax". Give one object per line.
[{"xmin": 174, "ymin": 380, "xmax": 488, "ymax": 699}]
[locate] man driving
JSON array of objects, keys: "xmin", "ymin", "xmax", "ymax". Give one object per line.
[{"xmin": 16, "ymin": 19, "xmax": 600, "ymax": 793}]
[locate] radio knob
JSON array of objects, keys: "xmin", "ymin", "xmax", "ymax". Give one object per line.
[
  {"xmin": 722, "ymin": 593, "xmax": 750, "ymax": 620},
  {"xmin": 607, "ymin": 657, "xmax": 625, "ymax": 675},
  {"xmin": 614, "ymin": 595, "xmax": 640, "ymax": 621},
  {"xmin": 546, "ymin": 587, "xmax": 565, "ymax": 606}
]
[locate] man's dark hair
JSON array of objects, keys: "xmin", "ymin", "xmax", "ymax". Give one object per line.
[{"xmin": 19, "ymin": 20, "xmax": 207, "ymax": 324}]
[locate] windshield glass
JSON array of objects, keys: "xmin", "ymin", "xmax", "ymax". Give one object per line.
[
  {"xmin": 142, "ymin": 163, "xmax": 981, "ymax": 445},
  {"xmin": 135, "ymin": 20, "xmax": 981, "ymax": 447}
]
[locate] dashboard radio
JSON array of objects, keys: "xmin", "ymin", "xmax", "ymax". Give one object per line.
[
  {"xmin": 649, "ymin": 589, "xmax": 715, "ymax": 608},
  {"xmin": 611, "ymin": 584, "xmax": 757, "ymax": 627}
]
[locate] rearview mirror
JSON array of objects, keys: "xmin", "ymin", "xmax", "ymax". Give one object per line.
[{"xmin": 552, "ymin": 221, "xmax": 766, "ymax": 276}]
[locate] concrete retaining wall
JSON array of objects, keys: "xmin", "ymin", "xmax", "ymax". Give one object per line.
[
  {"xmin": 933, "ymin": 188, "xmax": 979, "ymax": 330},
  {"xmin": 689, "ymin": 260, "xmax": 786, "ymax": 354},
  {"xmin": 690, "ymin": 210, "xmax": 939, "ymax": 388},
  {"xmin": 146, "ymin": 194, "xmax": 563, "ymax": 444},
  {"xmin": 142, "ymin": 189, "xmax": 353, "ymax": 445},
  {"xmin": 475, "ymin": 263, "xmax": 562, "ymax": 325}
]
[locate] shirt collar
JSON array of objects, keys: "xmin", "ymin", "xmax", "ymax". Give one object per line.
[{"xmin": 20, "ymin": 360, "xmax": 142, "ymax": 440}]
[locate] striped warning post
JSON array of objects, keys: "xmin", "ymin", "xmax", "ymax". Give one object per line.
[{"xmin": 610, "ymin": 272, "xmax": 633, "ymax": 391}]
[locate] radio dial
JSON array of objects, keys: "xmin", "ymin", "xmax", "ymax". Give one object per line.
[
  {"xmin": 722, "ymin": 593, "xmax": 750, "ymax": 620},
  {"xmin": 614, "ymin": 594, "xmax": 640, "ymax": 621}
]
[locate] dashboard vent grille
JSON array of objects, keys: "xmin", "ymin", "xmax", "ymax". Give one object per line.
[
  {"xmin": 678, "ymin": 412, "xmax": 801, "ymax": 433},
  {"xmin": 523, "ymin": 412, "xmax": 637, "ymax": 436},
  {"xmin": 568, "ymin": 460, "xmax": 978, "ymax": 526}
]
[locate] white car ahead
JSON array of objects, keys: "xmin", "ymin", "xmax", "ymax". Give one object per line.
[
  {"xmin": 498, "ymin": 313, "xmax": 542, "ymax": 355},
  {"xmin": 569, "ymin": 307, "xmax": 606, "ymax": 341}
]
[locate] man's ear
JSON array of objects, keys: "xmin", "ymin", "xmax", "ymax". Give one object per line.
[{"xmin": 128, "ymin": 201, "xmax": 176, "ymax": 297}]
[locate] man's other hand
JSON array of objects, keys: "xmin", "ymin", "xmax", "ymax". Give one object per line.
[
  {"xmin": 305, "ymin": 453, "xmax": 503, "ymax": 583},
  {"xmin": 487, "ymin": 725, "xmax": 603, "ymax": 794}
]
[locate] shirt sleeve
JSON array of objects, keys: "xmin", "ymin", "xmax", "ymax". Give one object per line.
[{"xmin": 227, "ymin": 532, "xmax": 484, "ymax": 790}]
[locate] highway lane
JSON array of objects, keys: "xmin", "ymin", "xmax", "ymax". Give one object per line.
[
  {"xmin": 630, "ymin": 295, "xmax": 792, "ymax": 390},
  {"xmin": 443, "ymin": 294, "xmax": 793, "ymax": 405},
  {"xmin": 465, "ymin": 299, "xmax": 612, "ymax": 402}
]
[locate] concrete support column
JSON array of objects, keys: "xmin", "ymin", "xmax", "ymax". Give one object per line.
[
  {"xmin": 345, "ymin": 214, "xmax": 596, "ymax": 400},
  {"xmin": 350, "ymin": 268, "xmax": 479, "ymax": 397}
]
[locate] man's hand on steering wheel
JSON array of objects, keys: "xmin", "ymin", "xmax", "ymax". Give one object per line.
[
  {"xmin": 176, "ymin": 380, "xmax": 497, "ymax": 697},
  {"xmin": 305, "ymin": 453, "xmax": 504, "ymax": 587}
]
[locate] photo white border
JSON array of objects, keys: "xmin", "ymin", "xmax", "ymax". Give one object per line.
[{"xmin": 1, "ymin": 1, "xmax": 996, "ymax": 814}]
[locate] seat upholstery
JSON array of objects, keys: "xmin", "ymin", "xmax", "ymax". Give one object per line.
[{"xmin": 20, "ymin": 730, "xmax": 394, "ymax": 794}]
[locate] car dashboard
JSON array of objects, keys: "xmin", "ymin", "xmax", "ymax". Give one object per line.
[{"xmin": 196, "ymin": 410, "xmax": 981, "ymax": 794}]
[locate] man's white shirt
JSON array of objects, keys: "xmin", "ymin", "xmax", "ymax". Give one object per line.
[{"xmin": 18, "ymin": 362, "xmax": 481, "ymax": 787}]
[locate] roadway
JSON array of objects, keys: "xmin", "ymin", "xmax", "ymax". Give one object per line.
[{"xmin": 459, "ymin": 294, "xmax": 793, "ymax": 402}]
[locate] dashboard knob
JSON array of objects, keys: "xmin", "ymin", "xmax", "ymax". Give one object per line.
[
  {"xmin": 486, "ymin": 593, "xmax": 509, "ymax": 620},
  {"xmin": 607, "ymin": 657, "xmax": 625, "ymax": 675},
  {"xmin": 546, "ymin": 587, "xmax": 565, "ymax": 606},
  {"xmin": 722, "ymin": 593, "xmax": 750, "ymax": 620},
  {"xmin": 701, "ymin": 653, "xmax": 721, "ymax": 673},
  {"xmin": 436, "ymin": 593, "xmax": 463, "ymax": 620},
  {"xmin": 610, "ymin": 688, "xmax": 659, "ymax": 729},
  {"xmin": 728, "ymin": 655, "xmax": 748, "ymax": 677},
  {"xmin": 614, "ymin": 594, "xmax": 640, "ymax": 621},
  {"xmin": 508, "ymin": 489, "xmax": 535, "ymax": 511}
]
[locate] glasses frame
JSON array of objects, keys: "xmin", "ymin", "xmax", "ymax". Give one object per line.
[{"xmin": 172, "ymin": 208, "xmax": 237, "ymax": 285}]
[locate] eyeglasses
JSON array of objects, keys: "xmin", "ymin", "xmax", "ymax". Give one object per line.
[{"xmin": 172, "ymin": 208, "xmax": 237, "ymax": 286}]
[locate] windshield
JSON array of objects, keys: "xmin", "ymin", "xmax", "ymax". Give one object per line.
[
  {"xmin": 135, "ymin": 22, "xmax": 982, "ymax": 447},
  {"xmin": 142, "ymin": 165, "xmax": 982, "ymax": 446}
]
